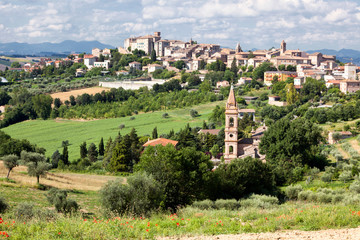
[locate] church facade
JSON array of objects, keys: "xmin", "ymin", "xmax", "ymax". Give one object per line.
[{"xmin": 224, "ymin": 86, "xmax": 266, "ymax": 162}]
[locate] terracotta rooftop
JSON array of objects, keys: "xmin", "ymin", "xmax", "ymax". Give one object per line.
[
  {"xmin": 143, "ymin": 138, "xmax": 178, "ymax": 147},
  {"xmin": 198, "ymin": 129, "xmax": 221, "ymax": 135},
  {"xmin": 84, "ymin": 54, "xmax": 95, "ymax": 59},
  {"xmin": 239, "ymin": 109, "xmax": 255, "ymax": 113}
]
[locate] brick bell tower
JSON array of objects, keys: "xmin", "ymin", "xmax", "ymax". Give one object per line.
[{"xmin": 224, "ymin": 85, "xmax": 239, "ymax": 161}]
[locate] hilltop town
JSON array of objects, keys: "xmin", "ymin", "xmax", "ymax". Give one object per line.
[{"xmin": 2, "ymin": 31, "xmax": 359, "ymax": 96}]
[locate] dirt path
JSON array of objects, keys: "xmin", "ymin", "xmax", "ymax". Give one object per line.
[
  {"xmin": 50, "ymin": 87, "xmax": 110, "ymax": 102},
  {"xmin": 349, "ymin": 139, "xmax": 360, "ymax": 155},
  {"xmin": 160, "ymin": 227, "xmax": 360, "ymax": 240},
  {"xmin": 0, "ymin": 161, "xmax": 122, "ymax": 191}
]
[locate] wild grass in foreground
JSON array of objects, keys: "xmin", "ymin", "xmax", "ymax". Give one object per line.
[{"xmin": 1, "ymin": 203, "xmax": 360, "ymax": 239}]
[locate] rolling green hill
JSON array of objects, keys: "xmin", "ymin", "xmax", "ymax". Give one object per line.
[{"xmin": 3, "ymin": 101, "xmax": 225, "ymax": 161}]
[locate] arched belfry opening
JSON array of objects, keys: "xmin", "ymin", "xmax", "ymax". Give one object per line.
[{"xmin": 229, "ymin": 117, "xmax": 234, "ymax": 127}]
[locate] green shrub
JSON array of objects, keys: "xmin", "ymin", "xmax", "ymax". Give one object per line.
[
  {"xmin": 87, "ymin": 161, "xmax": 104, "ymax": 171},
  {"xmin": 309, "ymin": 167, "xmax": 320, "ymax": 176},
  {"xmin": 100, "ymin": 172, "xmax": 163, "ymax": 216},
  {"xmin": 240, "ymin": 194, "xmax": 279, "ymax": 209},
  {"xmin": 14, "ymin": 202, "xmax": 56, "ymax": 221},
  {"xmin": 298, "ymin": 190, "xmax": 312, "ymax": 201},
  {"xmin": 343, "ymin": 195, "xmax": 360, "ymax": 205},
  {"xmin": 214, "ymin": 199, "xmax": 239, "ymax": 210},
  {"xmin": 0, "ymin": 197, "xmax": 8, "ymax": 213},
  {"xmin": 332, "ymin": 194, "xmax": 344, "ymax": 203},
  {"xmin": 77, "ymin": 158, "xmax": 92, "ymax": 168},
  {"xmin": 339, "ymin": 171, "xmax": 352, "ymax": 183},
  {"xmin": 349, "ymin": 180, "xmax": 360, "ymax": 194},
  {"xmin": 318, "ymin": 188, "xmax": 334, "ymax": 195},
  {"xmin": 192, "ymin": 200, "xmax": 214, "ymax": 210},
  {"xmin": 317, "ymin": 192, "xmax": 332, "ymax": 203},
  {"xmin": 46, "ymin": 188, "xmax": 79, "ymax": 215},
  {"xmin": 308, "ymin": 192, "xmax": 318, "ymax": 202},
  {"xmin": 189, "ymin": 109, "xmax": 199, "ymax": 118},
  {"xmin": 285, "ymin": 185, "xmax": 303, "ymax": 200},
  {"xmin": 321, "ymin": 173, "xmax": 332, "ymax": 182},
  {"xmin": 14, "ymin": 202, "xmax": 35, "ymax": 221}
]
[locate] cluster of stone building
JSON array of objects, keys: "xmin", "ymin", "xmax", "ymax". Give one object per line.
[
  {"xmin": 124, "ymin": 32, "xmax": 360, "ymax": 94},
  {"xmin": 7, "ymin": 31, "xmax": 360, "ymax": 94}
]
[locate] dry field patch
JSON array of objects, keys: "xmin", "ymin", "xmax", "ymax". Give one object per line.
[
  {"xmin": 50, "ymin": 87, "xmax": 111, "ymax": 102},
  {"xmin": 0, "ymin": 161, "xmax": 122, "ymax": 191}
]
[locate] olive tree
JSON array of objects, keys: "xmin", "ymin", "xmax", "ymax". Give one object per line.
[
  {"xmin": 20, "ymin": 151, "xmax": 52, "ymax": 184},
  {"xmin": 2, "ymin": 154, "xmax": 19, "ymax": 179}
]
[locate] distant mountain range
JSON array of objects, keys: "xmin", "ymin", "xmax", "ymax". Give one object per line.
[
  {"xmin": 307, "ymin": 49, "xmax": 360, "ymax": 65},
  {"xmin": 0, "ymin": 40, "xmax": 115, "ymax": 56}
]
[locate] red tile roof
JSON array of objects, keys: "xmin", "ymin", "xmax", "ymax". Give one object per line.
[
  {"xmin": 143, "ymin": 138, "xmax": 178, "ymax": 147},
  {"xmin": 198, "ymin": 129, "xmax": 221, "ymax": 135},
  {"xmin": 239, "ymin": 109, "xmax": 255, "ymax": 113}
]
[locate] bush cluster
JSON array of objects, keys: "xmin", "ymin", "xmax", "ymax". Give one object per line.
[
  {"xmin": 191, "ymin": 194, "xmax": 279, "ymax": 210},
  {"xmin": 14, "ymin": 202, "xmax": 56, "ymax": 221}
]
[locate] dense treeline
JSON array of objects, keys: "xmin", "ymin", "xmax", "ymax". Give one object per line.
[
  {"xmin": 0, "ymin": 130, "xmax": 45, "ymax": 156},
  {"xmin": 56, "ymin": 89, "xmax": 218, "ymax": 119},
  {"xmin": 0, "ymin": 80, "xmax": 218, "ymax": 127}
]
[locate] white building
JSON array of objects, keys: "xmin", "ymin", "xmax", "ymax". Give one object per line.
[
  {"xmin": 129, "ymin": 61, "xmax": 142, "ymax": 70},
  {"xmin": 84, "ymin": 55, "xmax": 96, "ymax": 69},
  {"xmin": 93, "ymin": 60, "xmax": 110, "ymax": 70},
  {"xmin": 148, "ymin": 64, "xmax": 163, "ymax": 73},
  {"xmin": 343, "ymin": 63, "xmax": 357, "ymax": 80}
]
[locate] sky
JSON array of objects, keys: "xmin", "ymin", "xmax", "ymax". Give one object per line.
[{"xmin": 0, "ymin": 0, "xmax": 360, "ymax": 51}]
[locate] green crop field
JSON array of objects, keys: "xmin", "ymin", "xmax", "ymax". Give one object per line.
[{"xmin": 3, "ymin": 101, "xmax": 225, "ymax": 161}]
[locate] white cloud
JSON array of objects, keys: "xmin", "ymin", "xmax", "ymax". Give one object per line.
[
  {"xmin": 0, "ymin": 0, "xmax": 360, "ymax": 49},
  {"xmin": 325, "ymin": 8, "xmax": 348, "ymax": 22},
  {"xmin": 163, "ymin": 17, "xmax": 196, "ymax": 24},
  {"xmin": 257, "ymin": 18, "xmax": 296, "ymax": 29}
]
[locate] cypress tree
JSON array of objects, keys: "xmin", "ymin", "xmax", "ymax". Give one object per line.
[
  {"xmin": 88, "ymin": 143, "xmax": 98, "ymax": 162},
  {"xmin": 62, "ymin": 146, "xmax": 69, "ymax": 165},
  {"xmin": 151, "ymin": 50, "xmax": 156, "ymax": 62},
  {"xmin": 99, "ymin": 138, "xmax": 105, "ymax": 156},
  {"xmin": 80, "ymin": 142, "xmax": 87, "ymax": 159},
  {"xmin": 230, "ymin": 58, "xmax": 238, "ymax": 77},
  {"xmin": 152, "ymin": 127, "xmax": 158, "ymax": 139}
]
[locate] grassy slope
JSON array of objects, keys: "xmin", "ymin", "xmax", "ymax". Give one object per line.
[
  {"xmin": 2, "ymin": 101, "xmax": 225, "ymax": 161},
  {"xmin": 2, "ymin": 181, "xmax": 360, "ymax": 239}
]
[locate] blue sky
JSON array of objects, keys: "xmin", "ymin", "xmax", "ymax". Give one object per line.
[{"xmin": 0, "ymin": 0, "xmax": 360, "ymax": 50}]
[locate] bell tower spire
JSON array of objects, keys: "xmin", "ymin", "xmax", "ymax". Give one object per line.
[{"xmin": 224, "ymin": 85, "xmax": 239, "ymax": 161}]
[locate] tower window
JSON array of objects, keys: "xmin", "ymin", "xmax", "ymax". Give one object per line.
[
  {"xmin": 229, "ymin": 117, "xmax": 234, "ymax": 127},
  {"xmin": 229, "ymin": 146, "xmax": 234, "ymax": 154}
]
